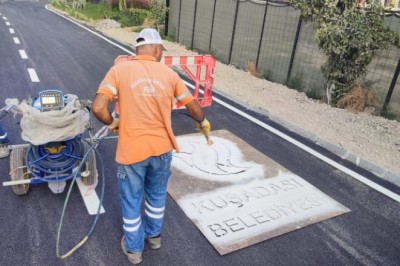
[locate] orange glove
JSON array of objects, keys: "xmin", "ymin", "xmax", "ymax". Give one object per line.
[{"xmin": 196, "ymin": 118, "xmax": 213, "ymax": 145}]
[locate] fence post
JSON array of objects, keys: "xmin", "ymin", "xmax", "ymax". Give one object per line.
[
  {"xmin": 191, "ymin": 0, "xmax": 198, "ymax": 49},
  {"xmin": 208, "ymin": 0, "xmax": 217, "ymax": 52},
  {"xmin": 177, "ymin": 0, "xmax": 182, "ymax": 42},
  {"xmin": 286, "ymin": 15, "xmax": 302, "ymax": 82},
  {"xmin": 228, "ymin": 0, "xmax": 240, "ymax": 64},
  {"xmin": 256, "ymin": 1, "xmax": 269, "ymax": 69},
  {"xmin": 382, "ymin": 57, "xmax": 400, "ymax": 113},
  {"xmin": 165, "ymin": 0, "xmax": 170, "ymax": 36}
]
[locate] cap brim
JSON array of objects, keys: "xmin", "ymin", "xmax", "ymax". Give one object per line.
[{"xmin": 135, "ymin": 41, "xmax": 167, "ymax": 51}]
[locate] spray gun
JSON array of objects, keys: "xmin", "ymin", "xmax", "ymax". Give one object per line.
[{"xmin": 198, "ymin": 118, "xmax": 213, "ymax": 145}]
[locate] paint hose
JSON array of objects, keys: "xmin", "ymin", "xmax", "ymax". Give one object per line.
[{"xmin": 56, "ymin": 128, "xmax": 108, "ymax": 259}]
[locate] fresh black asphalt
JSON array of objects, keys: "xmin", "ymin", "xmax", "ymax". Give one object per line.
[{"xmin": 0, "ymin": 1, "xmax": 399, "ymax": 265}]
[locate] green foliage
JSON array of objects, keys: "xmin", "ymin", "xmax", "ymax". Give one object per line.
[
  {"xmin": 286, "ymin": 73, "xmax": 304, "ymax": 91},
  {"xmin": 381, "ymin": 109, "xmax": 398, "ymax": 120},
  {"xmin": 263, "ymin": 69, "xmax": 273, "ymax": 81},
  {"xmin": 289, "ymin": 0, "xmax": 400, "ymax": 104},
  {"xmin": 148, "ymin": 0, "xmax": 167, "ymax": 29},
  {"xmin": 305, "ymin": 87, "xmax": 322, "ymax": 100},
  {"xmin": 121, "ymin": 8, "xmax": 151, "ymax": 27},
  {"xmin": 119, "ymin": 0, "xmax": 127, "ymax": 12},
  {"xmin": 52, "ymin": 1, "xmax": 167, "ymax": 28}
]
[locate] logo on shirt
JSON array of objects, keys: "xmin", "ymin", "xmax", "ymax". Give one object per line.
[{"xmin": 130, "ymin": 78, "xmax": 166, "ymax": 97}]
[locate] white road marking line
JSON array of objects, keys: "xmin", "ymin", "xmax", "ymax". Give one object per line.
[
  {"xmin": 45, "ymin": 4, "xmax": 400, "ymax": 203},
  {"xmin": 205, "ymin": 92, "xmax": 400, "ymax": 203},
  {"xmin": 2, "ymin": 16, "xmax": 7, "ymax": 20},
  {"xmin": 9, "ymin": 28, "xmax": 14, "ymax": 34},
  {"xmin": 76, "ymin": 178, "xmax": 105, "ymax": 215},
  {"xmin": 5, "ymin": 21, "xmax": 10, "ymax": 26},
  {"xmin": 19, "ymin": 49, "xmax": 28, "ymax": 59},
  {"xmin": 27, "ymin": 68, "xmax": 40, "ymax": 82},
  {"xmin": 13, "ymin": 37, "xmax": 20, "ymax": 44}
]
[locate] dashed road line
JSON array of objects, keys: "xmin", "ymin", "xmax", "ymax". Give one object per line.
[
  {"xmin": 2, "ymin": 16, "xmax": 7, "ymax": 20},
  {"xmin": 13, "ymin": 37, "xmax": 20, "ymax": 44},
  {"xmin": 19, "ymin": 49, "xmax": 28, "ymax": 59},
  {"xmin": 27, "ymin": 68, "xmax": 40, "ymax": 82},
  {"xmin": 6, "ymin": 21, "xmax": 10, "ymax": 26},
  {"xmin": 9, "ymin": 28, "xmax": 14, "ymax": 34}
]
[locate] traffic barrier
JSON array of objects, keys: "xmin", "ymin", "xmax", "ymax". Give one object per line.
[{"xmin": 161, "ymin": 55, "xmax": 215, "ymax": 108}]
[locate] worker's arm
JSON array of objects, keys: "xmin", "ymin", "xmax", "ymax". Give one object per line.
[
  {"xmin": 184, "ymin": 99, "xmax": 205, "ymax": 122},
  {"xmin": 92, "ymin": 93, "xmax": 115, "ymax": 127},
  {"xmin": 185, "ymin": 99, "xmax": 212, "ymax": 145}
]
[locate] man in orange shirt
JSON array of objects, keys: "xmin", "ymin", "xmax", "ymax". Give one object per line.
[{"xmin": 92, "ymin": 28, "xmax": 211, "ymax": 264}]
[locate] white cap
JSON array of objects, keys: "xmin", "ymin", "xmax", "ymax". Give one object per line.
[{"xmin": 135, "ymin": 28, "xmax": 167, "ymax": 51}]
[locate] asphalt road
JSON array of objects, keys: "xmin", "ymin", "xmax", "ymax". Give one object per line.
[{"xmin": 0, "ymin": 1, "xmax": 399, "ymax": 266}]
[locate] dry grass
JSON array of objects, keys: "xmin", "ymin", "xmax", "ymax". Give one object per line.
[
  {"xmin": 246, "ymin": 62, "xmax": 263, "ymax": 78},
  {"xmin": 337, "ymin": 83, "xmax": 378, "ymax": 113}
]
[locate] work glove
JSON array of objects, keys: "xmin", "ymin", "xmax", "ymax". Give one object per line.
[
  {"xmin": 196, "ymin": 118, "xmax": 213, "ymax": 145},
  {"xmin": 107, "ymin": 112, "xmax": 119, "ymax": 133}
]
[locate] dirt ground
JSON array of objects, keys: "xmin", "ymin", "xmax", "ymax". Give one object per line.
[{"xmin": 93, "ymin": 19, "xmax": 400, "ymax": 179}]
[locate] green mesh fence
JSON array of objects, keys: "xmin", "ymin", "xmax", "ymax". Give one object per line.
[{"xmin": 167, "ymin": 0, "xmax": 400, "ymax": 118}]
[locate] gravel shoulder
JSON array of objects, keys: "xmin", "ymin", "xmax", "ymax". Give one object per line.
[{"xmin": 93, "ymin": 19, "xmax": 400, "ymax": 185}]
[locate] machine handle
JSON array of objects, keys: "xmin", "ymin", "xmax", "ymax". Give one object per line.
[{"xmin": 3, "ymin": 179, "xmax": 31, "ymax": 186}]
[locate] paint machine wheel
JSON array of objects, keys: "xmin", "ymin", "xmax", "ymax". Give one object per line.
[
  {"xmin": 81, "ymin": 142, "xmax": 98, "ymax": 186},
  {"xmin": 10, "ymin": 146, "xmax": 29, "ymax": 195}
]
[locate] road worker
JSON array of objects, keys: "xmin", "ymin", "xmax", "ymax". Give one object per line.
[{"xmin": 92, "ymin": 28, "xmax": 211, "ymax": 264}]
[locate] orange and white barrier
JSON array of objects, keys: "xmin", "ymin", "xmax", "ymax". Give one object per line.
[{"xmin": 161, "ymin": 55, "xmax": 216, "ymax": 108}]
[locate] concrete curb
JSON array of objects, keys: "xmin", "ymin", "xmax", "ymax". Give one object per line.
[{"xmin": 213, "ymin": 88, "xmax": 400, "ymax": 188}]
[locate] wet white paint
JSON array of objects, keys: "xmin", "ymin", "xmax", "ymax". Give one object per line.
[
  {"xmin": 76, "ymin": 178, "xmax": 105, "ymax": 215},
  {"xmin": 169, "ymin": 130, "xmax": 350, "ymax": 255},
  {"xmin": 172, "ymin": 136, "xmax": 264, "ymax": 183},
  {"xmin": 178, "ymin": 172, "xmax": 349, "ymax": 247}
]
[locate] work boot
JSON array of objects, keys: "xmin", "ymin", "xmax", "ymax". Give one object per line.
[
  {"xmin": 121, "ymin": 236, "xmax": 142, "ymax": 264},
  {"xmin": 0, "ymin": 144, "xmax": 10, "ymax": 159},
  {"xmin": 148, "ymin": 235, "xmax": 161, "ymax": 250}
]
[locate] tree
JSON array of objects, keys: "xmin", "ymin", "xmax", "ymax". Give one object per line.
[
  {"xmin": 119, "ymin": 0, "xmax": 127, "ymax": 12},
  {"xmin": 289, "ymin": 0, "xmax": 399, "ymax": 105}
]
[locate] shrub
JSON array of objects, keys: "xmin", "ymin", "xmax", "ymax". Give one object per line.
[
  {"xmin": 129, "ymin": 0, "xmax": 152, "ymax": 9},
  {"xmin": 289, "ymin": 0, "xmax": 400, "ymax": 105},
  {"xmin": 246, "ymin": 62, "xmax": 263, "ymax": 78},
  {"xmin": 107, "ymin": 0, "xmax": 151, "ymax": 9},
  {"xmin": 286, "ymin": 73, "xmax": 304, "ymax": 91},
  {"xmin": 336, "ymin": 83, "xmax": 378, "ymax": 113},
  {"xmin": 119, "ymin": 8, "xmax": 150, "ymax": 27}
]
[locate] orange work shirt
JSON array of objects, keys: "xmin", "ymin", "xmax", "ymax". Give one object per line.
[{"xmin": 97, "ymin": 54, "xmax": 194, "ymax": 165}]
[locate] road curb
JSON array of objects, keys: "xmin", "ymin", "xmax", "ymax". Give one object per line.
[{"xmin": 214, "ymin": 88, "xmax": 400, "ymax": 188}]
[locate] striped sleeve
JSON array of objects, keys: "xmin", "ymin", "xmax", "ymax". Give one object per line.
[
  {"xmin": 97, "ymin": 68, "xmax": 118, "ymax": 101},
  {"xmin": 173, "ymin": 73, "xmax": 194, "ymax": 106}
]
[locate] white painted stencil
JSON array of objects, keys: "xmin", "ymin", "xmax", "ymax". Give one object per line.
[
  {"xmin": 173, "ymin": 136, "xmax": 264, "ymax": 183},
  {"xmin": 169, "ymin": 130, "xmax": 350, "ymax": 255}
]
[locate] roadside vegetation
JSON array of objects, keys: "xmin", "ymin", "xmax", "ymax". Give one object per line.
[
  {"xmin": 51, "ymin": 0, "xmax": 398, "ymax": 120},
  {"xmin": 289, "ymin": 0, "xmax": 400, "ymax": 118},
  {"xmin": 50, "ymin": 0, "xmax": 166, "ymax": 30}
]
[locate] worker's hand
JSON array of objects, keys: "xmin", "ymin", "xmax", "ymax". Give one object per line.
[
  {"xmin": 196, "ymin": 118, "xmax": 213, "ymax": 145},
  {"xmin": 107, "ymin": 112, "xmax": 119, "ymax": 132}
]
